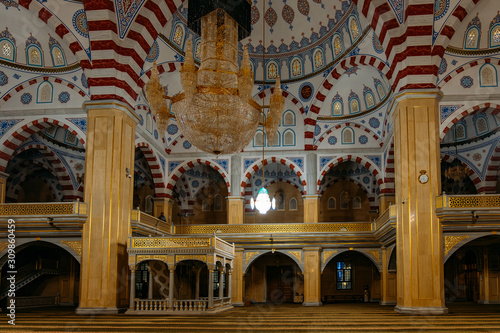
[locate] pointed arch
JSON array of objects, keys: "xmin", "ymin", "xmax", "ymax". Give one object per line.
[{"xmin": 135, "ymin": 142, "xmax": 167, "ymax": 197}]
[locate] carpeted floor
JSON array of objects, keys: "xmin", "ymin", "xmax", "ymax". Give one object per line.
[{"xmin": 2, "ymin": 303, "xmax": 500, "ymax": 332}]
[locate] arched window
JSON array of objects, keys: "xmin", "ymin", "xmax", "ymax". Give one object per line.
[
  {"xmin": 349, "ymin": 16, "xmax": 360, "ymax": 41},
  {"xmin": 268, "ymin": 132, "xmax": 280, "ymax": 147},
  {"xmin": 465, "ymin": 15, "xmax": 481, "ymax": 50},
  {"xmin": 376, "ymin": 83, "xmax": 386, "ymax": 100},
  {"xmin": 194, "ymin": 39, "xmax": 201, "ymax": 60},
  {"xmin": 333, "ymin": 101, "xmax": 343, "ymax": 116},
  {"xmin": 453, "ymin": 123, "xmax": 466, "ymax": 141},
  {"xmin": 342, "ymin": 127, "xmax": 354, "ymax": 144},
  {"xmin": 145, "ymin": 195, "xmax": 153, "ymax": 213},
  {"xmin": 283, "ymin": 129, "xmax": 295, "ymax": 146},
  {"xmin": 202, "ymin": 200, "xmax": 210, "ymax": 212},
  {"xmin": 313, "ymin": 48, "xmax": 324, "ymax": 70},
  {"xmin": 267, "ymin": 61, "xmax": 278, "ymax": 80},
  {"xmin": 480, "ymin": 63, "xmax": 497, "ymax": 87},
  {"xmin": 333, "ymin": 34, "xmax": 342, "ymax": 57},
  {"xmin": 365, "ymin": 92, "xmax": 375, "ymax": 109},
  {"xmin": 51, "ymin": 46, "xmax": 65, "ymax": 67},
  {"xmin": 27, "ymin": 45, "xmax": 43, "ymax": 66},
  {"xmin": 475, "ymin": 116, "xmax": 489, "ymax": 135},
  {"xmin": 491, "ymin": 25, "xmax": 500, "ymax": 47},
  {"xmin": 0, "ymin": 39, "xmax": 14, "ymax": 61},
  {"xmin": 328, "ymin": 197, "xmax": 336, "ymax": 210},
  {"xmin": 289, "ymin": 197, "xmax": 297, "ymax": 211},
  {"xmin": 340, "ymin": 191, "xmax": 350, "ymax": 209},
  {"xmin": 352, "ymin": 196, "xmax": 361, "ymax": 209},
  {"xmin": 37, "ymin": 82, "xmax": 53, "ymax": 103},
  {"xmin": 214, "ymin": 194, "xmax": 223, "ymax": 211},
  {"xmin": 276, "ymin": 192, "xmax": 285, "ymax": 211},
  {"xmin": 172, "ymin": 23, "xmax": 185, "ymax": 47},
  {"xmin": 349, "ymin": 99, "xmax": 359, "ymax": 114},
  {"xmin": 254, "ymin": 130, "xmax": 264, "ymax": 147},
  {"xmin": 290, "ymin": 57, "xmax": 302, "ymax": 78},
  {"xmin": 283, "ymin": 110, "xmax": 295, "ymax": 126}
]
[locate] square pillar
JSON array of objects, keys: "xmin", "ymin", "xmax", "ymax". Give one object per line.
[
  {"xmin": 227, "ymin": 196, "xmax": 244, "ymax": 224},
  {"xmin": 77, "ymin": 101, "xmax": 139, "ymax": 315},
  {"xmin": 231, "ymin": 248, "xmax": 244, "ymax": 306},
  {"xmin": 393, "ymin": 93, "xmax": 447, "ymax": 315},
  {"xmin": 0, "ymin": 171, "xmax": 8, "ymax": 203},
  {"xmin": 303, "ymin": 195, "xmax": 320, "ymax": 223},
  {"xmin": 303, "ymin": 247, "xmax": 322, "ymax": 306}
]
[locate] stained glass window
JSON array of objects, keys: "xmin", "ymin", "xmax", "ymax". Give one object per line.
[
  {"xmin": 29, "ymin": 47, "xmax": 42, "ymax": 66},
  {"xmin": 267, "ymin": 62, "xmax": 278, "ymax": 80},
  {"xmin": 343, "ymin": 128, "xmax": 354, "ymax": 144},
  {"xmin": 336, "ymin": 261, "xmax": 352, "ymax": 290},
  {"xmin": 328, "ymin": 197, "xmax": 336, "ymax": 209},
  {"xmin": 38, "ymin": 82, "xmax": 52, "ymax": 103},
  {"xmin": 194, "ymin": 40, "xmax": 201, "ymax": 59},
  {"xmin": 333, "ymin": 101, "xmax": 342, "ymax": 116},
  {"xmin": 276, "ymin": 192, "xmax": 285, "ymax": 211},
  {"xmin": 353, "ymin": 197, "xmax": 361, "ymax": 209},
  {"xmin": 455, "ymin": 124, "xmax": 466, "ymax": 140},
  {"xmin": 313, "ymin": 49, "xmax": 323, "ymax": 69},
  {"xmin": 476, "ymin": 117, "xmax": 488, "ymax": 134},
  {"xmin": 494, "ymin": 27, "xmax": 500, "ymax": 45},
  {"xmin": 377, "ymin": 84, "xmax": 385, "ymax": 99},
  {"xmin": 350, "ymin": 18, "xmax": 360, "ymax": 40},
  {"xmin": 283, "ymin": 130, "xmax": 294, "ymax": 146},
  {"xmin": 53, "ymin": 47, "xmax": 64, "ymax": 66},
  {"xmin": 214, "ymin": 194, "xmax": 222, "ymax": 211},
  {"xmin": 283, "ymin": 111, "xmax": 295, "ymax": 126},
  {"xmin": 2, "ymin": 42, "xmax": 12, "ymax": 58},
  {"xmin": 466, "ymin": 29, "xmax": 478, "ymax": 48},
  {"xmin": 350, "ymin": 99, "xmax": 359, "ymax": 113},
  {"xmin": 291, "ymin": 58, "xmax": 302, "ymax": 77},
  {"xmin": 366, "ymin": 93, "xmax": 374, "ymax": 108},
  {"xmin": 173, "ymin": 24, "xmax": 184, "ymax": 46},
  {"xmin": 333, "ymin": 36, "xmax": 342, "ymax": 56},
  {"xmin": 289, "ymin": 197, "xmax": 297, "ymax": 210}
]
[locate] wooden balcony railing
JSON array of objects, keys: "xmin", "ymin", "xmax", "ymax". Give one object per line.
[{"xmin": 130, "ymin": 209, "xmax": 172, "ymax": 236}]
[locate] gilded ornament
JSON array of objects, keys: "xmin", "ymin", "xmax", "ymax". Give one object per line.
[
  {"xmin": 0, "ymin": 203, "xmax": 74, "ymax": 215},
  {"xmin": 0, "ymin": 241, "xmax": 8, "ymax": 254},
  {"xmin": 153, "ymin": 255, "xmax": 169, "ymax": 262},
  {"xmin": 444, "ymin": 235, "xmax": 469, "ymax": 256},
  {"xmin": 449, "ymin": 196, "xmax": 500, "ymax": 208},
  {"xmin": 287, "ymin": 251, "xmax": 302, "ymax": 264},
  {"xmin": 132, "ymin": 237, "xmax": 211, "ymax": 248},
  {"xmin": 322, "ymin": 250, "xmax": 337, "ymax": 264},
  {"xmin": 60, "ymin": 240, "xmax": 82, "ymax": 257},
  {"xmin": 176, "ymin": 255, "xmax": 207, "ymax": 263},
  {"xmin": 175, "ymin": 223, "xmax": 371, "ymax": 234},
  {"xmin": 137, "ymin": 255, "xmax": 152, "ymax": 262},
  {"xmin": 366, "ymin": 250, "xmax": 380, "ymax": 262},
  {"xmin": 245, "ymin": 251, "xmax": 259, "ymax": 265}
]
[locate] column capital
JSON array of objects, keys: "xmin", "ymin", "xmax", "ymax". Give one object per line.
[
  {"xmin": 83, "ymin": 99, "xmax": 140, "ymax": 124},
  {"xmin": 0, "ymin": 171, "xmax": 8, "ymax": 179},
  {"xmin": 167, "ymin": 265, "xmax": 176, "ymax": 272}
]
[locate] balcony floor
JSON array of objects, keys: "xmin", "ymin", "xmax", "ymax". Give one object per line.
[{"xmin": 4, "ymin": 303, "xmax": 500, "ymax": 332}]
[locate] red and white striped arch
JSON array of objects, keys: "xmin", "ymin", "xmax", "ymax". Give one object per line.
[
  {"xmin": 6, "ymin": 160, "xmax": 60, "ymax": 201},
  {"xmin": 480, "ymin": 143, "xmax": 500, "ymax": 194},
  {"xmin": 0, "ymin": 118, "xmax": 86, "ymax": 173},
  {"xmin": 0, "ymin": 76, "xmax": 88, "ymax": 108},
  {"xmin": 19, "ymin": 0, "xmax": 88, "ymax": 61},
  {"xmin": 253, "ymin": 88, "xmax": 306, "ymax": 115},
  {"xmin": 81, "ymin": 0, "xmax": 183, "ymax": 107},
  {"xmin": 438, "ymin": 58, "xmax": 500, "ymax": 90},
  {"xmin": 314, "ymin": 122, "xmax": 383, "ymax": 149},
  {"xmin": 440, "ymin": 103, "xmax": 500, "ymax": 140},
  {"xmin": 12, "ymin": 143, "xmax": 82, "ymax": 201},
  {"xmin": 240, "ymin": 157, "xmax": 307, "ymax": 196},
  {"xmin": 441, "ymin": 153, "xmax": 489, "ymax": 194},
  {"xmin": 317, "ymin": 155, "xmax": 384, "ymax": 194},
  {"xmin": 381, "ymin": 139, "xmax": 395, "ymax": 194},
  {"xmin": 304, "ymin": 55, "xmax": 390, "ymax": 149},
  {"xmin": 166, "ymin": 159, "xmax": 230, "ymax": 199},
  {"xmin": 136, "ymin": 142, "xmax": 167, "ymax": 197}
]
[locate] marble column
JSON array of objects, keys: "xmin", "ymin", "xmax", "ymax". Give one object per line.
[
  {"xmin": 168, "ymin": 265, "xmax": 175, "ymax": 309},
  {"xmin": 129, "ymin": 268, "xmax": 135, "ymax": 310},
  {"xmin": 208, "ymin": 267, "xmax": 214, "ymax": 309},
  {"xmin": 393, "ymin": 92, "xmax": 447, "ymax": 315},
  {"xmin": 77, "ymin": 101, "xmax": 138, "ymax": 315},
  {"xmin": 303, "ymin": 247, "xmax": 322, "ymax": 306},
  {"xmin": 231, "ymin": 248, "xmax": 244, "ymax": 306}
]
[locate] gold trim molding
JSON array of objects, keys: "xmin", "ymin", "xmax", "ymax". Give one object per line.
[
  {"xmin": 176, "ymin": 255, "xmax": 206, "ymax": 262},
  {"xmin": 132, "ymin": 238, "xmax": 211, "ymax": 248},
  {"xmin": 449, "ymin": 196, "xmax": 500, "ymax": 208},
  {"xmin": 287, "ymin": 251, "xmax": 302, "ymax": 264},
  {"xmin": 175, "ymin": 223, "xmax": 371, "ymax": 234},
  {"xmin": 322, "ymin": 250, "xmax": 338, "ymax": 264},
  {"xmin": 444, "ymin": 235, "xmax": 469, "ymax": 256},
  {"xmin": 366, "ymin": 250, "xmax": 380, "ymax": 262},
  {"xmin": 245, "ymin": 251, "xmax": 259, "ymax": 265},
  {"xmin": 0, "ymin": 241, "xmax": 8, "ymax": 254},
  {"xmin": 60, "ymin": 240, "xmax": 82, "ymax": 257}
]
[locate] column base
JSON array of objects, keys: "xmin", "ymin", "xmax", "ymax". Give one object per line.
[
  {"xmin": 76, "ymin": 307, "xmax": 127, "ymax": 315},
  {"xmin": 302, "ymin": 302, "xmax": 322, "ymax": 306},
  {"xmin": 380, "ymin": 301, "xmax": 397, "ymax": 306},
  {"xmin": 394, "ymin": 305, "xmax": 448, "ymax": 315},
  {"xmin": 232, "ymin": 302, "xmax": 245, "ymax": 307}
]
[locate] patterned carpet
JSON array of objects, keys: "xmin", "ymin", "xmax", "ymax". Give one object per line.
[{"xmin": 2, "ymin": 303, "xmax": 500, "ymax": 332}]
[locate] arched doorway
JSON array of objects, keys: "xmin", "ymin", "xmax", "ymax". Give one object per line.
[
  {"xmin": 244, "ymin": 252, "xmax": 303, "ymax": 304},
  {"xmin": 0, "ymin": 241, "xmax": 80, "ymax": 310},
  {"xmin": 321, "ymin": 251, "xmax": 381, "ymax": 303},
  {"xmin": 444, "ymin": 235, "xmax": 500, "ymax": 303}
]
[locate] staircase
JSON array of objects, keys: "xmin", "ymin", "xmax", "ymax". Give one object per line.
[{"xmin": 0, "ymin": 262, "xmax": 60, "ymax": 300}]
